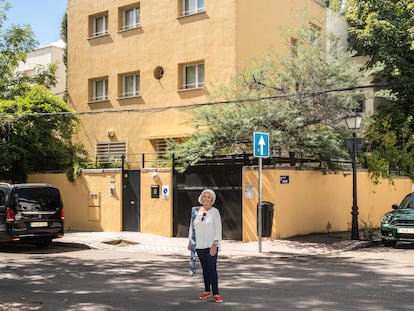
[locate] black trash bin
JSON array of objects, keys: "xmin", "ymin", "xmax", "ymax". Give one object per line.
[{"xmin": 257, "ymin": 201, "xmax": 274, "ymax": 237}]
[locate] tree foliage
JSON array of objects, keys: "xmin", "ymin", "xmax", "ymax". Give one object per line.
[
  {"xmin": 0, "ymin": 86, "xmax": 84, "ymax": 182},
  {"xmin": 0, "ymin": 1, "xmax": 84, "ymax": 182},
  {"xmin": 0, "ymin": 0, "xmax": 58, "ymax": 99},
  {"xmin": 345, "ymin": 0, "xmax": 414, "ymax": 179},
  {"xmin": 169, "ymin": 27, "xmax": 370, "ymax": 171},
  {"xmin": 60, "ymin": 11, "xmax": 67, "ymax": 67}
]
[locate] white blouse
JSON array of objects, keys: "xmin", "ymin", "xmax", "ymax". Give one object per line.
[{"xmin": 189, "ymin": 207, "xmax": 222, "ymax": 249}]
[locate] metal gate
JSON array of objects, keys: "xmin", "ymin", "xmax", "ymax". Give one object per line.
[
  {"xmin": 173, "ymin": 159, "xmax": 243, "ymax": 240},
  {"xmin": 122, "ymin": 169, "xmax": 141, "ymax": 231}
]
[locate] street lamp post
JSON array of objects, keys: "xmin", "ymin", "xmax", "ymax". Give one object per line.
[{"xmin": 345, "ymin": 113, "xmax": 362, "ymax": 240}]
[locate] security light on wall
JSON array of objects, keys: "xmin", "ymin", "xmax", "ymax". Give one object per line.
[{"xmin": 106, "ymin": 130, "xmax": 115, "ymax": 138}]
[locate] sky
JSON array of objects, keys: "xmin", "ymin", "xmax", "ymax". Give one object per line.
[{"xmin": 5, "ymin": 0, "xmax": 67, "ymax": 47}]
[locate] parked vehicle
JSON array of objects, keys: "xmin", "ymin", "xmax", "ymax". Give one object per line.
[
  {"xmin": 0, "ymin": 183, "xmax": 64, "ymax": 246},
  {"xmin": 381, "ymin": 192, "xmax": 414, "ymax": 247}
]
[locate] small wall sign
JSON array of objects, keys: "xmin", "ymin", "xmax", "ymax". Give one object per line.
[
  {"xmin": 244, "ymin": 183, "xmax": 254, "ymax": 199},
  {"xmin": 162, "ymin": 185, "xmax": 169, "ymax": 199},
  {"xmin": 280, "ymin": 175, "xmax": 289, "ymax": 184},
  {"xmin": 151, "ymin": 185, "xmax": 160, "ymax": 198}
]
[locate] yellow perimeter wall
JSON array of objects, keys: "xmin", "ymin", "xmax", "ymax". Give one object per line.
[
  {"xmin": 243, "ymin": 168, "xmax": 412, "ymax": 241},
  {"xmin": 27, "ymin": 169, "xmax": 173, "ymax": 236},
  {"xmin": 28, "ymin": 168, "xmax": 412, "ymax": 241}
]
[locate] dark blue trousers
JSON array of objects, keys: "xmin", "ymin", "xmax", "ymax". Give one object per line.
[{"xmin": 196, "ymin": 248, "xmax": 219, "ymax": 295}]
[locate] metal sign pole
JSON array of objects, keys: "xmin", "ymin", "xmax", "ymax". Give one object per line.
[
  {"xmin": 258, "ymin": 157, "xmax": 263, "ymax": 253},
  {"xmin": 253, "ymin": 131, "xmax": 268, "ymax": 254}
]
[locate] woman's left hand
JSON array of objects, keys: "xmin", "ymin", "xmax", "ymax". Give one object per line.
[{"xmin": 210, "ymin": 245, "xmax": 218, "ymax": 256}]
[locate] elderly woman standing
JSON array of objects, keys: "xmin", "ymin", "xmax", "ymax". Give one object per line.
[{"xmin": 188, "ymin": 189, "xmax": 223, "ymax": 303}]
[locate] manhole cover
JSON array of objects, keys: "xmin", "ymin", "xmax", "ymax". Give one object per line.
[{"xmin": 103, "ymin": 239, "xmax": 139, "ymax": 247}]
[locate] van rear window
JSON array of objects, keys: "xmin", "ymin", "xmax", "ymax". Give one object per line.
[{"xmin": 13, "ymin": 187, "xmax": 61, "ymax": 212}]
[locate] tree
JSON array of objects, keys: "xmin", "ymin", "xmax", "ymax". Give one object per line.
[
  {"xmin": 345, "ymin": 0, "xmax": 414, "ymax": 179},
  {"xmin": 60, "ymin": 11, "xmax": 67, "ymax": 67},
  {"xmin": 0, "ymin": 86, "xmax": 84, "ymax": 182},
  {"xmin": 0, "ymin": 0, "xmax": 58, "ymax": 99},
  {"xmin": 322, "ymin": 0, "xmax": 346, "ymax": 13},
  {"xmin": 0, "ymin": 1, "xmax": 84, "ymax": 182},
  {"xmin": 169, "ymin": 26, "xmax": 370, "ymax": 171},
  {"xmin": 60, "ymin": 10, "xmax": 68, "ymax": 102}
]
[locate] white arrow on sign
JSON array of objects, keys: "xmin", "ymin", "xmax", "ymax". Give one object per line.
[{"xmin": 258, "ymin": 135, "xmax": 266, "ymax": 155}]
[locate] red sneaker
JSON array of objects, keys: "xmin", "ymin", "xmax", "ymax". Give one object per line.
[
  {"xmin": 199, "ymin": 292, "xmax": 211, "ymax": 300},
  {"xmin": 214, "ymin": 295, "xmax": 223, "ymax": 303}
]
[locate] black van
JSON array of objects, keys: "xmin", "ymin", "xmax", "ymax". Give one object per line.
[{"xmin": 0, "ymin": 183, "xmax": 64, "ymax": 246}]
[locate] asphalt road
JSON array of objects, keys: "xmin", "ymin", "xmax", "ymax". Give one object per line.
[{"xmin": 0, "ymin": 242, "xmax": 413, "ymax": 311}]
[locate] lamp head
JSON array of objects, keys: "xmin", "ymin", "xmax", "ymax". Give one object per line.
[{"xmin": 345, "ymin": 113, "xmax": 362, "ymax": 130}]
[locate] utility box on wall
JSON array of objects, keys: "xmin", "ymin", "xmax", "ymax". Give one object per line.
[{"xmin": 88, "ymin": 192, "xmax": 101, "ymax": 221}]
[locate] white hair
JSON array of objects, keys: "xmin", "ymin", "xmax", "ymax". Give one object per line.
[{"xmin": 197, "ymin": 189, "xmax": 216, "ymax": 205}]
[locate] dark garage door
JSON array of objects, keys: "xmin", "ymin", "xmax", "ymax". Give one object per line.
[{"xmin": 173, "ymin": 162, "xmax": 242, "ymax": 240}]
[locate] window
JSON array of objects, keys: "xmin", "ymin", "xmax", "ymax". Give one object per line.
[
  {"xmin": 121, "ymin": 73, "xmax": 140, "ymax": 97},
  {"xmin": 290, "ymin": 37, "xmax": 298, "ymax": 57},
  {"xmin": 151, "ymin": 138, "xmax": 185, "ymax": 153},
  {"xmin": 354, "ymin": 95, "xmax": 365, "ymax": 113},
  {"xmin": 91, "ymin": 77, "xmax": 108, "ymax": 101},
  {"xmin": 91, "ymin": 14, "xmax": 108, "ymax": 37},
  {"xmin": 182, "ymin": 62, "xmax": 204, "ymax": 89},
  {"xmin": 309, "ymin": 23, "xmax": 321, "ymax": 44},
  {"xmin": 96, "ymin": 142, "xmax": 127, "ymax": 164},
  {"xmin": 181, "ymin": 0, "xmax": 204, "ymax": 16},
  {"xmin": 122, "ymin": 6, "xmax": 140, "ymax": 30}
]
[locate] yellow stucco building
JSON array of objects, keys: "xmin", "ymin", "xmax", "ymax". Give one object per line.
[
  {"xmin": 67, "ymin": 0, "xmax": 326, "ymax": 161},
  {"xmin": 61, "ymin": 1, "xmax": 410, "ymax": 241}
]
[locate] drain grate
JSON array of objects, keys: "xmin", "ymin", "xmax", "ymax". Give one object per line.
[{"xmin": 102, "ymin": 239, "xmax": 139, "ymax": 247}]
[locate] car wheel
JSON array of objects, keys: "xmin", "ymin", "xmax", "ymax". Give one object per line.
[{"xmin": 382, "ymin": 239, "xmax": 397, "ymax": 247}]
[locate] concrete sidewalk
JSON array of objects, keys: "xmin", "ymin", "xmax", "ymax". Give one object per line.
[{"xmin": 57, "ymin": 231, "xmax": 373, "ymax": 258}]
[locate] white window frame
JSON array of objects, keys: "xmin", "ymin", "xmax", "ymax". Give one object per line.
[
  {"xmin": 93, "ymin": 15, "xmax": 108, "ymax": 37},
  {"xmin": 182, "ymin": 62, "xmax": 205, "ymax": 89},
  {"xmin": 182, "ymin": 0, "xmax": 205, "ymax": 16},
  {"xmin": 122, "ymin": 7, "xmax": 140, "ymax": 30},
  {"xmin": 122, "ymin": 73, "xmax": 140, "ymax": 97},
  {"xmin": 93, "ymin": 78, "xmax": 108, "ymax": 101}
]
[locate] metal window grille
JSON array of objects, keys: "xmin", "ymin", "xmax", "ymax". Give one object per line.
[{"xmin": 96, "ymin": 142, "xmax": 127, "ymax": 163}]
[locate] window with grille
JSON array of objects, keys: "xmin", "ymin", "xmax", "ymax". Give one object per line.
[
  {"xmin": 151, "ymin": 138, "xmax": 184, "ymax": 153},
  {"xmin": 96, "ymin": 142, "xmax": 127, "ymax": 163}
]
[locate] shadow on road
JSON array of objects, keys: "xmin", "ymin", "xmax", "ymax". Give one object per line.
[
  {"xmin": 0, "ymin": 246, "xmax": 413, "ymax": 311},
  {"xmin": 0, "ymin": 241, "xmax": 90, "ymax": 254}
]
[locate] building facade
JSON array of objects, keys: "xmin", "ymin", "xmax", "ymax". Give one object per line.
[
  {"xmin": 17, "ymin": 42, "xmax": 66, "ymax": 98},
  {"xmin": 67, "ymin": 0, "xmax": 326, "ymax": 165},
  {"xmin": 58, "ymin": 1, "xmax": 404, "ymax": 240}
]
